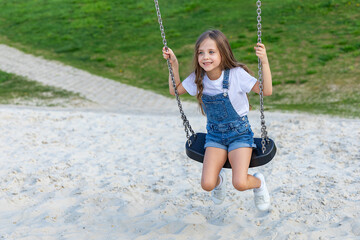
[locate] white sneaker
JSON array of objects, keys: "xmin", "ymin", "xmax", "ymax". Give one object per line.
[
  {"xmin": 211, "ymin": 169, "xmax": 226, "ymax": 205},
  {"xmin": 253, "ymin": 172, "xmax": 270, "ymax": 211}
]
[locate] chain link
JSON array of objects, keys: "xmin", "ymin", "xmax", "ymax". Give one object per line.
[
  {"xmin": 154, "ymin": 0, "xmax": 195, "ymax": 145},
  {"xmin": 257, "ymin": 0, "xmax": 269, "ymax": 153}
]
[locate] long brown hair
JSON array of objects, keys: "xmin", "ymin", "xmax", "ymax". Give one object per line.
[{"xmin": 193, "ymin": 30, "xmax": 253, "ymax": 114}]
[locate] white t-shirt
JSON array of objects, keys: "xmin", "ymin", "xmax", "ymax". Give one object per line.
[{"xmin": 182, "ymin": 67, "xmax": 257, "ymax": 117}]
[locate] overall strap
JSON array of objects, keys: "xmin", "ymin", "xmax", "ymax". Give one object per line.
[{"xmin": 222, "ymin": 69, "xmax": 230, "ymax": 96}]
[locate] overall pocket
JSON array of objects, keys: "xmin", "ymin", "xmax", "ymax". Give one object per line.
[
  {"xmin": 203, "ymin": 100, "xmax": 228, "ymax": 122},
  {"xmin": 234, "ymin": 121, "xmax": 249, "ymax": 135}
]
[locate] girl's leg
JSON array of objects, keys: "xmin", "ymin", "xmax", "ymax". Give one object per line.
[
  {"xmin": 201, "ymin": 147, "xmax": 228, "ymax": 191},
  {"xmin": 228, "ymin": 147, "xmax": 261, "ymax": 191}
]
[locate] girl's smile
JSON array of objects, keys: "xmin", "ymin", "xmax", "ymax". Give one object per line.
[{"xmin": 198, "ymin": 38, "xmax": 222, "ymax": 80}]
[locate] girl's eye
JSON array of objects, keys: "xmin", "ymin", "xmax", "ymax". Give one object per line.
[
  {"xmin": 198, "ymin": 51, "xmax": 204, "ymax": 55},
  {"xmin": 209, "ymin": 51, "xmax": 214, "ymax": 54}
]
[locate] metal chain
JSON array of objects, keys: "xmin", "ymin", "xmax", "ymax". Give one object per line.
[
  {"xmin": 154, "ymin": 0, "xmax": 269, "ymax": 149},
  {"xmin": 257, "ymin": 0, "xmax": 269, "ymax": 153},
  {"xmin": 154, "ymin": 0, "xmax": 195, "ymax": 145}
]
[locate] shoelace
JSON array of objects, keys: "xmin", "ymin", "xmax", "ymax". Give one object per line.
[
  {"xmin": 213, "ymin": 185, "xmax": 225, "ymax": 199},
  {"xmin": 255, "ymin": 195, "xmax": 266, "ymax": 204}
]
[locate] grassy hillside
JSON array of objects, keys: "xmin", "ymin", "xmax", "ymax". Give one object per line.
[{"xmin": 0, "ymin": 0, "xmax": 359, "ymax": 117}]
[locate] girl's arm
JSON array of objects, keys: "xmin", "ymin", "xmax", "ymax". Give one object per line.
[
  {"xmin": 162, "ymin": 47, "xmax": 187, "ymax": 96},
  {"xmin": 251, "ymin": 43, "xmax": 273, "ymax": 96}
]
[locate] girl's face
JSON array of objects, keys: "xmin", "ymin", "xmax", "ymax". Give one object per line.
[{"xmin": 198, "ymin": 38, "xmax": 222, "ymax": 78}]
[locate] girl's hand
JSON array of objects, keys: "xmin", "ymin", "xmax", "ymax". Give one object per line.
[
  {"xmin": 162, "ymin": 47, "xmax": 178, "ymax": 66},
  {"xmin": 254, "ymin": 43, "xmax": 269, "ymax": 65}
]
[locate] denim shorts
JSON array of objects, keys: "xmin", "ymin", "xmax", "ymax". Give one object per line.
[{"xmin": 204, "ymin": 117, "xmax": 256, "ymax": 152}]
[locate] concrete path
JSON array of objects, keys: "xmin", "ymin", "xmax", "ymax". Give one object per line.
[{"xmin": 0, "ymin": 44, "xmax": 198, "ymax": 115}]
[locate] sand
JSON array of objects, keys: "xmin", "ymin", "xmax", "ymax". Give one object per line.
[
  {"xmin": 0, "ymin": 43, "xmax": 359, "ymax": 239},
  {"xmin": 0, "ymin": 105, "xmax": 359, "ymax": 240}
]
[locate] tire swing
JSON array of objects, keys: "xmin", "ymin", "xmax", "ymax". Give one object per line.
[{"xmin": 154, "ymin": 0, "xmax": 276, "ymax": 168}]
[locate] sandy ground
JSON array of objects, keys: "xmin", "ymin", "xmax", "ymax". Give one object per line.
[
  {"xmin": 0, "ymin": 106, "xmax": 359, "ymax": 240},
  {"xmin": 0, "ymin": 43, "xmax": 359, "ymax": 239}
]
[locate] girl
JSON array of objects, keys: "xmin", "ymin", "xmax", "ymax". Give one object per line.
[{"xmin": 162, "ymin": 30, "xmax": 273, "ymax": 211}]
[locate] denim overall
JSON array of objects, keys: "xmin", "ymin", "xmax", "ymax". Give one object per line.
[{"xmin": 202, "ymin": 69, "xmax": 256, "ymax": 152}]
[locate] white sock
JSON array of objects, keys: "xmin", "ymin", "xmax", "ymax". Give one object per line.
[
  {"xmin": 254, "ymin": 173, "xmax": 265, "ymax": 192},
  {"xmin": 215, "ymin": 174, "xmax": 223, "ymax": 189}
]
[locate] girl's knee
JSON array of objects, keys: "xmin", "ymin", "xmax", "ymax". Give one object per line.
[
  {"xmin": 232, "ymin": 179, "xmax": 248, "ymax": 191},
  {"xmin": 201, "ymin": 178, "xmax": 217, "ymax": 192}
]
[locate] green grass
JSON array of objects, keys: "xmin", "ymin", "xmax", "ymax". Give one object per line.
[
  {"xmin": 0, "ymin": 0, "xmax": 359, "ymax": 117},
  {"xmin": 0, "ymin": 70, "xmax": 84, "ymax": 106}
]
